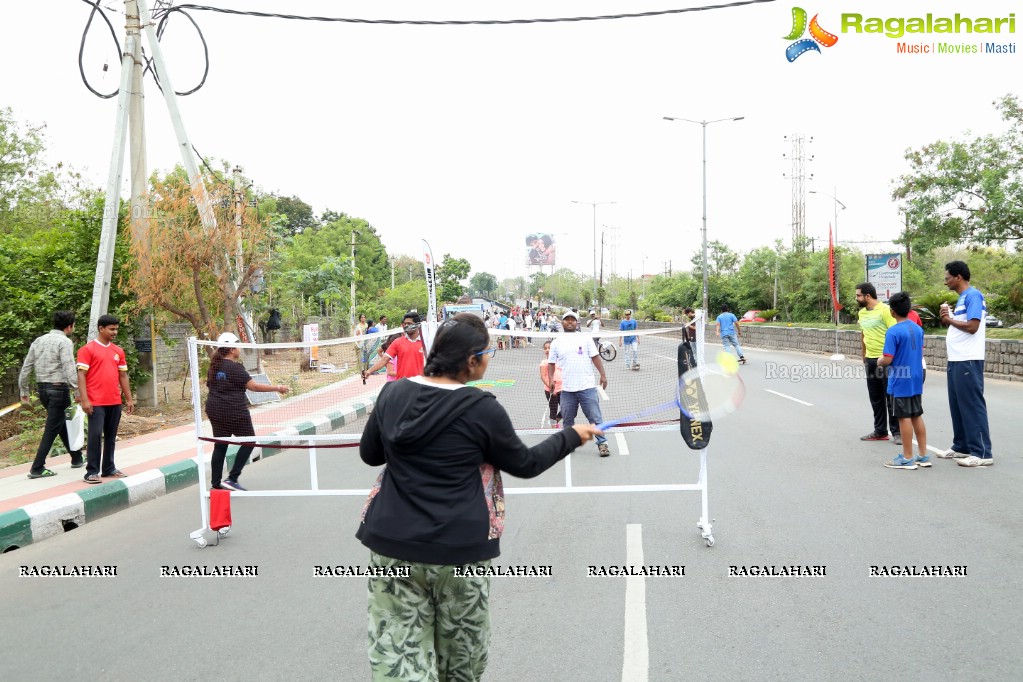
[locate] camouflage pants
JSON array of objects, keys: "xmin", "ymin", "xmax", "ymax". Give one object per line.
[{"xmin": 367, "ymin": 551, "xmax": 491, "ymax": 682}]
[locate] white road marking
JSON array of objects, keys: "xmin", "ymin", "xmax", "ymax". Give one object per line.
[
  {"xmin": 622, "ymin": 524, "xmax": 649, "ymax": 681},
  {"xmin": 615, "ymin": 432, "xmax": 630, "ymax": 456},
  {"xmin": 764, "ymin": 389, "xmax": 813, "ymax": 406}
]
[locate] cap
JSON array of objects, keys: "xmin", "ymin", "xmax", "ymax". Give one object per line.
[
  {"xmin": 562, "ymin": 311, "xmax": 579, "ymax": 320},
  {"xmin": 217, "ymin": 332, "xmax": 240, "ymax": 345},
  {"xmin": 625, "ymin": 309, "xmax": 633, "ymax": 314}
]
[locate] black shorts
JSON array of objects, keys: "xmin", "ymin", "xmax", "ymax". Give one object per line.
[{"xmin": 893, "ymin": 395, "xmax": 923, "ymax": 419}]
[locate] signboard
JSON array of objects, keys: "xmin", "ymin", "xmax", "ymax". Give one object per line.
[
  {"xmin": 443, "ymin": 304, "xmax": 486, "ymax": 320},
  {"xmin": 526, "ymin": 233, "xmax": 557, "ymax": 266},
  {"xmin": 245, "ymin": 373, "xmax": 282, "ymax": 406},
  {"xmin": 302, "ymin": 323, "xmax": 319, "ymax": 369},
  {"xmin": 866, "ymin": 253, "xmax": 903, "ymax": 303}
]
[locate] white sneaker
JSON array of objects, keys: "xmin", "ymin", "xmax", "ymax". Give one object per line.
[
  {"xmin": 957, "ymin": 456, "xmax": 993, "ymax": 467},
  {"xmin": 936, "ymin": 448, "xmax": 970, "ymax": 459}
]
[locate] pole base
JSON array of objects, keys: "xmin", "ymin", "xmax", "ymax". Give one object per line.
[{"xmin": 830, "ymin": 353, "xmax": 846, "ymax": 361}]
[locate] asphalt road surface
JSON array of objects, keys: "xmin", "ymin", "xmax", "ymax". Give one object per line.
[{"xmin": 2, "ymin": 344, "xmax": 1020, "ymax": 681}]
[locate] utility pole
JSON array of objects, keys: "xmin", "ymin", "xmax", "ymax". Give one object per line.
[
  {"xmin": 391, "ymin": 257, "xmax": 395, "ymax": 289},
  {"xmin": 126, "ymin": 0, "xmax": 158, "ymax": 406},
  {"xmin": 599, "ymin": 230, "xmax": 605, "ymax": 287},
  {"xmin": 904, "ymin": 212, "xmax": 912, "ymax": 262}
]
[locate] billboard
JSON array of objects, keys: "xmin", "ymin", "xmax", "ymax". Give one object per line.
[
  {"xmin": 866, "ymin": 253, "xmax": 903, "ymax": 303},
  {"xmin": 526, "ymin": 233, "xmax": 557, "ymax": 266}
]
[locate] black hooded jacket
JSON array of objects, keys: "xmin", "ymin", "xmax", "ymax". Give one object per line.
[{"xmin": 356, "ymin": 376, "xmax": 583, "ymax": 565}]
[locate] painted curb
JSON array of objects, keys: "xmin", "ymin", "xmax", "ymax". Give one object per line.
[{"xmin": 0, "ymin": 398, "xmax": 374, "ymax": 553}]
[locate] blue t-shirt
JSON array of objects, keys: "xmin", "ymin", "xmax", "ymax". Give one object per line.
[
  {"xmin": 883, "ymin": 320, "xmax": 924, "ymax": 398},
  {"xmin": 716, "ymin": 312, "xmax": 738, "ymax": 337},
  {"xmin": 619, "ymin": 319, "xmax": 638, "ymax": 344}
]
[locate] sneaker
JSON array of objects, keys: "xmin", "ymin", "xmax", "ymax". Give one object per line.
[
  {"xmin": 70, "ymin": 454, "xmax": 85, "ymax": 468},
  {"xmin": 892, "ymin": 434, "xmax": 903, "ymax": 446},
  {"xmin": 739, "ymin": 356, "xmax": 747, "ymax": 365},
  {"xmin": 633, "ymin": 364, "xmax": 640, "ymax": 370},
  {"xmin": 222, "ymin": 479, "xmax": 248, "ymax": 491},
  {"xmin": 957, "ymin": 456, "xmax": 993, "ymax": 467},
  {"xmin": 913, "ymin": 454, "xmax": 932, "ymax": 468},
  {"xmin": 27, "ymin": 469, "xmax": 57, "ymax": 479},
  {"xmin": 860, "ymin": 432, "xmax": 889, "ymax": 441},
  {"xmin": 936, "ymin": 448, "xmax": 969, "ymax": 459},
  {"xmin": 884, "ymin": 455, "xmax": 918, "ymax": 470},
  {"xmin": 597, "ymin": 443, "xmax": 611, "ymax": 457}
]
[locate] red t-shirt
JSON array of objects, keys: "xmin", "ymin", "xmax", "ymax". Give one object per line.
[
  {"xmin": 77, "ymin": 340, "xmax": 128, "ymax": 406},
  {"xmin": 906, "ymin": 309, "xmax": 923, "ymax": 328},
  {"xmin": 384, "ymin": 335, "xmax": 425, "ymax": 379}
]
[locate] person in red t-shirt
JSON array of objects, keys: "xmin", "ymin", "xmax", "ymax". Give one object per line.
[
  {"xmin": 362, "ymin": 312, "xmax": 426, "ymax": 381},
  {"xmin": 77, "ymin": 314, "xmax": 135, "ymax": 483}
]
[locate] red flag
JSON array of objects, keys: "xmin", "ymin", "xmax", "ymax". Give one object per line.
[{"xmin": 828, "ymin": 224, "xmax": 843, "ymax": 311}]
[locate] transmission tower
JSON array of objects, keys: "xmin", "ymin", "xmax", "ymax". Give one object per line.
[{"xmin": 783, "ymin": 134, "xmax": 813, "ymax": 250}]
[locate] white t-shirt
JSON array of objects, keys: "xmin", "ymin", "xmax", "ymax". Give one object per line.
[
  {"xmin": 548, "ymin": 333, "xmax": 598, "ymax": 392},
  {"xmin": 946, "ymin": 287, "xmax": 987, "ymax": 362},
  {"xmin": 588, "ymin": 318, "xmax": 601, "ymax": 333}
]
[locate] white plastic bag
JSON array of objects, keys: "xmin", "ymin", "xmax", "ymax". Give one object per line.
[{"xmin": 66, "ymin": 405, "xmax": 85, "ymax": 452}]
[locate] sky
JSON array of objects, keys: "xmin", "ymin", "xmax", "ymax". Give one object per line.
[{"xmin": 1, "ymin": 0, "xmax": 1019, "ymax": 283}]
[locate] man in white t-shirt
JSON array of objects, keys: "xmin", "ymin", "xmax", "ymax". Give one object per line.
[
  {"xmin": 936, "ymin": 260, "xmax": 993, "ymax": 466},
  {"xmin": 548, "ymin": 311, "xmax": 610, "ymax": 457},
  {"xmin": 588, "ymin": 311, "xmax": 602, "ymax": 347}
]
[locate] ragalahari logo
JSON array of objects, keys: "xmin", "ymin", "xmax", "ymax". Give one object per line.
[{"xmin": 784, "ymin": 7, "xmax": 838, "ymax": 61}]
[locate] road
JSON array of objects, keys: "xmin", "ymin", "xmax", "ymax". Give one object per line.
[{"xmin": 2, "ymin": 344, "xmax": 1020, "ymax": 681}]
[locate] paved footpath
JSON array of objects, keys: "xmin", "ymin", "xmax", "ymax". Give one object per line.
[{"xmin": 0, "ymin": 372, "xmax": 380, "ymax": 552}]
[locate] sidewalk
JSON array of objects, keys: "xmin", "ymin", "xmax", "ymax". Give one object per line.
[{"xmin": 0, "ymin": 373, "xmax": 380, "ymax": 553}]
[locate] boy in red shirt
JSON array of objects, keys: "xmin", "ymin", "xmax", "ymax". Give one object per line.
[
  {"xmin": 362, "ymin": 312, "xmax": 426, "ymax": 381},
  {"xmin": 77, "ymin": 315, "xmax": 135, "ymax": 483}
]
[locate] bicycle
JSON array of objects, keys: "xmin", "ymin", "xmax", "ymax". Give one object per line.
[{"xmin": 597, "ymin": 339, "xmax": 617, "ymax": 362}]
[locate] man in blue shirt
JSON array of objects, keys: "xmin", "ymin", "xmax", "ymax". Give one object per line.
[
  {"xmin": 619, "ymin": 309, "xmax": 640, "ymax": 370},
  {"xmin": 935, "ymin": 260, "xmax": 993, "ymax": 466},
  {"xmin": 715, "ymin": 305, "xmax": 746, "ymax": 364},
  {"xmin": 878, "ymin": 292, "xmax": 928, "ymax": 470}
]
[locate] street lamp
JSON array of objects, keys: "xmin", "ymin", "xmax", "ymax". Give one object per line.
[
  {"xmin": 571, "ymin": 200, "xmax": 616, "ymax": 306},
  {"xmin": 663, "ymin": 115, "xmax": 744, "ymax": 317}
]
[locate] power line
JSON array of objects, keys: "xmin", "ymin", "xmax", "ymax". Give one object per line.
[{"xmin": 165, "ymin": 0, "xmax": 776, "ymax": 26}]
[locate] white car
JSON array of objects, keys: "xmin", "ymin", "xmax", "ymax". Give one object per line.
[{"xmin": 985, "ymin": 315, "xmax": 1004, "ymax": 328}]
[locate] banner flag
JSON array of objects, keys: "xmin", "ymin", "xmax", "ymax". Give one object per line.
[{"xmin": 828, "ymin": 224, "xmax": 842, "ymax": 312}]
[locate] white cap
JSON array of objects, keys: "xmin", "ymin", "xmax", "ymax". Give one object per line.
[
  {"xmin": 562, "ymin": 311, "xmax": 579, "ymax": 320},
  {"xmin": 217, "ymin": 332, "xmax": 240, "ymax": 345}
]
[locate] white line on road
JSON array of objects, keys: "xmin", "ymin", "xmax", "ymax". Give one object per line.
[
  {"xmin": 615, "ymin": 432, "xmax": 630, "ymax": 456},
  {"xmin": 764, "ymin": 389, "xmax": 813, "ymax": 406},
  {"xmin": 622, "ymin": 524, "xmax": 649, "ymax": 681}
]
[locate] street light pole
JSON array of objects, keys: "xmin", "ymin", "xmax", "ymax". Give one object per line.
[
  {"xmin": 809, "ymin": 188, "xmax": 847, "ymax": 359},
  {"xmin": 571, "ymin": 200, "xmax": 615, "ymax": 306},
  {"xmin": 663, "ymin": 116, "xmax": 744, "ymax": 316}
]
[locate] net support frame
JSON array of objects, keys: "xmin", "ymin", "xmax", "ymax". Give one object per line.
[{"xmin": 187, "ymin": 317, "xmax": 716, "ymax": 548}]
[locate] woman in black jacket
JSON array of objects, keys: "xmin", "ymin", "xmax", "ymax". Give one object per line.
[{"xmin": 357, "ymin": 313, "xmax": 601, "ymax": 681}]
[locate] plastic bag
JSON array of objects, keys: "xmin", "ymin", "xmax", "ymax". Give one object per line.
[{"xmin": 65, "ymin": 405, "xmax": 85, "ymax": 452}]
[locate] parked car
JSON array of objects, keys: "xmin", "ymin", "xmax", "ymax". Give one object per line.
[
  {"xmin": 985, "ymin": 315, "xmax": 1004, "ymax": 328},
  {"xmin": 741, "ymin": 310, "xmax": 766, "ymax": 323}
]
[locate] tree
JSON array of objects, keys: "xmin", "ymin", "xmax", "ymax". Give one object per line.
[
  {"xmin": 271, "ymin": 194, "xmax": 318, "ymax": 235},
  {"xmin": 436, "ymin": 254, "xmax": 471, "ymax": 303},
  {"xmin": 893, "ymin": 94, "xmax": 1023, "ymax": 253},
  {"xmin": 469, "ymin": 271, "xmax": 497, "ymax": 298},
  {"xmin": 128, "ymin": 167, "xmax": 271, "ymax": 338}
]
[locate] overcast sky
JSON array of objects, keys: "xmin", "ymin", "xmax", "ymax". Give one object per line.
[{"xmin": 2, "ymin": 0, "xmax": 1018, "ymax": 282}]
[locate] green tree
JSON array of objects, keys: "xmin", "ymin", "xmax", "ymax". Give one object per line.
[
  {"xmin": 271, "ymin": 194, "xmax": 318, "ymax": 235},
  {"xmin": 893, "ymin": 94, "xmax": 1023, "ymax": 253},
  {"xmin": 469, "ymin": 271, "xmax": 498, "ymax": 298},
  {"xmin": 436, "ymin": 254, "xmax": 471, "ymax": 303}
]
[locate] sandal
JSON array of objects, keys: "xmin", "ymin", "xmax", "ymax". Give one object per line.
[
  {"xmin": 83, "ymin": 474, "xmax": 101, "ymax": 484},
  {"xmin": 27, "ymin": 469, "xmax": 57, "ymax": 479},
  {"xmin": 102, "ymin": 470, "xmax": 127, "ymax": 478}
]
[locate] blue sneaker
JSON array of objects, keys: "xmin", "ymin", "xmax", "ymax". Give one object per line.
[
  {"xmin": 914, "ymin": 454, "xmax": 932, "ymax": 468},
  {"xmin": 222, "ymin": 479, "xmax": 247, "ymax": 491},
  {"xmin": 884, "ymin": 455, "xmax": 917, "ymax": 470}
]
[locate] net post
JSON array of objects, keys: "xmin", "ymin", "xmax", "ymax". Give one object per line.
[
  {"xmin": 188, "ymin": 337, "xmax": 210, "ymax": 538},
  {"xmin": 308, "ymin": 439, "xmax": 319, "ymax": 492}
]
